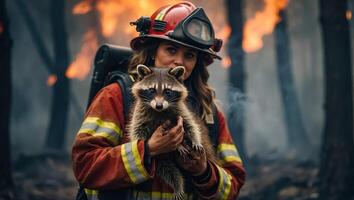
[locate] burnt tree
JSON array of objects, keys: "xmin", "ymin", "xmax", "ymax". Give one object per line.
[
  {"xmin": 318, "ymin": 0, "xmax": 354, "ymax": 199},
  {"xmin": 45, "ymin": 0, "xmax": 70, "ymax": 151},
  {"xmin": 274, "ymin": 10, "xmax": 310, "ymax": 152},
  {"xmin": 0, "ymin": 0, "xmax": 15, "ymax": 198},
  {"xmin": 14, "ymin": 0, "xmax": 82, "ymax": 125},
  {"xmin": 225, "ymin": 0, "xmax": 247, "ymax": 161}
]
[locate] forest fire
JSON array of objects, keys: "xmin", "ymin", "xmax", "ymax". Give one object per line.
[
  {"xmin": 67, "ymin": 0, "xmax": 245, "ymax": 79},
  {"xmin": 67, "ymin": 0, "xmax": 180, "ymax": 80},
  {"xmin": 243, "ymin": 0, "xmax": 289, "ymax": 53}
]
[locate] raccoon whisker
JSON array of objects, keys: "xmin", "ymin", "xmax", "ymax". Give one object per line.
[{"xmin": 169, "ymin": 98, "xmax": 182, "ymax": 103}]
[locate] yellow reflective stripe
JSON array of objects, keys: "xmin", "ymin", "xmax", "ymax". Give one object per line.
[
  {"xmin": 77, "ymin": 117, "xmax": 123, "ymax": 145},
  {"xmin": 78, "ymin": 129, "xmax": 119, "ymax": 146},
  {"xmin": 217, "ymin": 143, "xmax": 237, "ymax": 152},
  {"xmin": 121, "ymin": 143, "xmax": 135, "ymax": 182},
  {"xmin": 216, "ymin": 166, "xmax": 232, "ymax": 200},
  {"xmin": 131, "ymin": 141, "xmax": 149, "ymax": 178},
  {"xmin": 83, "ymin": 117, "xmax": 123, "ymax": 137},
  {"xmin": 223, "ymin": 156, "xmax": 242, "ymax": 163},
  {"xmin": 155, "ymin": 6, "xmax": 172, "ymax": 21},
  {"xmin": 84, "ymin": 189, "xmax": 99, "ymax": 200},
  {"xmin": 217, "ymin": 143, "xmax": 242, "ymax": 164},
  {"xmin": 121, "ymin": 141, "xmax": 149, "ymax": 184}
]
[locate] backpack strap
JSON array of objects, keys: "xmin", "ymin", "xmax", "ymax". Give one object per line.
[
  {"xmin": 105, "ymin": 71, "xmax": 134, "ymax": 120},
  {"xmin": 207, "ymin": 104, "xmax": 219, "ymax": 148}
]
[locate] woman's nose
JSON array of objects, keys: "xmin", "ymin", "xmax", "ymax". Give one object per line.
[{"xmin": 172, "ymin": 53, "xmax": 184, "ymax": 66}]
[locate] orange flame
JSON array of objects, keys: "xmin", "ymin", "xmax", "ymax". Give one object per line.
[
  {"xmin": 66, "ymin": 29, "xmax": 98, "ymax": 80},
  {"xmin": 347, "ymin": 10, "xmax": 352, "ymax": 20},
  {"xmin": 216, "ymin": 25, "xmax": 231, "ymax": 43},
  {"xmin": 73, "ymin": 0, "xmax": 93, "ymax": 14},
  {"xmin": 216, "ymin": 25, "xmax": 231, "ymax": 68},
  {"xmin": 243, "ymin": 0, "xmax": 289, "ymax": 53},
  {"xmin": 47, "ymin": 74, "xmax": 58, "ymax": 86}
]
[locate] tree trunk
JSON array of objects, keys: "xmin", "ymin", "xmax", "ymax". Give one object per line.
[
  {"xmin": 14, "ymin": 0, "xmax": 83, "ymax": 124},
  {"xmin": 45, "ymin": 0, "xmax": 70, "ymax": 151},
  {"xmin": 225, "ymin": 0, "xmax": 247, "ymax": 162},
  {"xmin": 318, "ymin": 0, "xmax": 354, "ymax": 199},
  {"xmin": 274, "ymin": 10, "xmax": 310, "ymax": 152},
  {"xmin": 0, "ymin": 0, "xmax": 15, "ymax": 198}
]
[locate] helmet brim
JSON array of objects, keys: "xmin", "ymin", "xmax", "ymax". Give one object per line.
[{"xmin": 130, "ymin": 35, "xmax": 222, "ymax": 65}]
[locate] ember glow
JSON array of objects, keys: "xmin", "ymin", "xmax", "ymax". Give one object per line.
[
  {"xmin": 243, "ymin": 0, "xmax": 289, "ymax": 53},
  {"xmin": 346, "ymin": 10, "xmax": 352, "ymax": 20},
  {"xmin": 66, "ymin": 29, "xmax": 98, "ymax": 80},
  {"xmin": 0, "ymin": 21, "xmax": 3, "ymax": 34},
  {"xmin": 222, "ymin": 56, "xmax": 232, "ymax": 68},
  {"xmin": 47, "ymin": 74, "xmax": 58, "ymax": 86}
]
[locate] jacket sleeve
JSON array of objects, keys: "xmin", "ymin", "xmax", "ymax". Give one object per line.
[
  {"xmin": 192, "ymin": 110, "xmax": 246, "ymax": 200},
  {"xmin": 72, "ymin": 83, "xmax": 155, "ymax": 190}
]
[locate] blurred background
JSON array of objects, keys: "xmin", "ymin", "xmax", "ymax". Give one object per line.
[{"xmin": 1, "ymin": 0, "xmax": 353, "ymax": 199}]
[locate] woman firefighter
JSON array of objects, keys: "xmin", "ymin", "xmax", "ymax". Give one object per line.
[{"xmin": 72, "ymin": 1, "xmax": 246, "ymax": 199}]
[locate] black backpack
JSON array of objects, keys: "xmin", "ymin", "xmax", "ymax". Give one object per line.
[{"xmin": 76, "ymin": 44, "xmax": 219, "ymax": 200}]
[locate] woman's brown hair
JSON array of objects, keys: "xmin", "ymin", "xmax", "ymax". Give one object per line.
[{"xmin": 128, "ymin": 41, "xmax": 215, "ymax": 120}]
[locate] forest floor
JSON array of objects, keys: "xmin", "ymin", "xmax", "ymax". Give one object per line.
[{"xmin": 11, "ymin": 154, "xmax": 319, "ymax": 200}]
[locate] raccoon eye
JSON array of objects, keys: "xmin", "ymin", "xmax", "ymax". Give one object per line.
[
  {"xmin": 148, "ymin": 88, "xmax": 156, "ymax": 94},
  {"xmin": 164, "ymin": 89, "xmax": 172, "ymax": 96}
]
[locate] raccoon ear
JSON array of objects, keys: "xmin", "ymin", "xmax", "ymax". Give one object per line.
[
  {"xmin": 169, "ymin": 66, "xmax": 185, "ymax": 82},
  {"xmin": 137, "ymin": 64, "xmax": 152, "ymax": 79}
]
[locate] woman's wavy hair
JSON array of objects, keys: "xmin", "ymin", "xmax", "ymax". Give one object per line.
[{"xmin": 128, "ymin": 40, "xmax": 216, "ymax": 120}]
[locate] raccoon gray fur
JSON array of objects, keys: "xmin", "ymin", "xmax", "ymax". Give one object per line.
[{"xmin": 127, "ymin": 64, "xmax": 216, "ymax": 199}]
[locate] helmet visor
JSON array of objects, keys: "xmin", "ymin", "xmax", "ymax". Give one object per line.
[
  {"xmin": 186, "ymin": 18, "xmax": 212, "ymax": 43},
  {"xmin": 167, "ymin": 8, "xmax": 215, "ymax": 49}
]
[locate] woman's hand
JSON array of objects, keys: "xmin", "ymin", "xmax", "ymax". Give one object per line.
[
  {"xmin": 175, "ymin": 144, "xmax": 208, "ymax": 176},
  {"xmin": 147, "ymin": 117, "xmax": 184, "ymax": 156}
]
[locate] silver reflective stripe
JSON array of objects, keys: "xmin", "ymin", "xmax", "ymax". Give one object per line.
[
  {"xmin": 121, "ymin": 141, "xmax": 149, "ymax": 184},
  {"xmin": 220, "ymin": 148, "xmax": 240, "ymax": 158},
  {"xmin": 78, "ymin": 117, "xmax": 123, "ymax": 145},
  {"xmin": 216, "ymin": 166, "xmax": 232, "ymax": 200},
  {"xmin": 217, "ymin": 143, "xmax": 242, "ymax": 164},
  {"xmin": 81, "ymin": 123, "xmax": 121, "ymax": 143}
]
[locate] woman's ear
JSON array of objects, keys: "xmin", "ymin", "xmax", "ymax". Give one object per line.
[
  {"xmin": 169, "ymin": 66, "xmax": 185, "ymax": 82},
  {"xmin": 137, "ymin": 64, "xmax": 152, "ymax": 80}
]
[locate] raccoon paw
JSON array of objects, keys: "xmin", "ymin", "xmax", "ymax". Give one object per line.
[
  {"xmin": 192, "ymin": 143, "xmax": 204, "ymax": 154},
  {"xmin": 177, "ymin": 145, "xmax": 189, "ymax": 157},
  {"xmin": 174, "ymin": 192, "xmax": 185, "ymax": 200}
]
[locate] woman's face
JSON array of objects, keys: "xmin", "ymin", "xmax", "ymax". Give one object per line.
[{"xmin": 154, "ymin": 41, "xmax": 198, "ymax": 79}]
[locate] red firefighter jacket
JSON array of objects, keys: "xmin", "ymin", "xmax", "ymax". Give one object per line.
[{"xmin": 72, "ymin": 83, "xmax": 246, "ymax": 200}]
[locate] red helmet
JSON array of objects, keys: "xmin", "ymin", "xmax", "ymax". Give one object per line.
[{"xmin": 130, "ymin": 1, "xmax": 222, "ymax": 66}]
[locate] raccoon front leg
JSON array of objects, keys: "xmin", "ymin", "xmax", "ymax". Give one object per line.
[
  {"xmin": 183, "ymin": 122, "xmax": 203, "ymax": 153},
  {"xmin": 176, "ymin": 144, "xmax": 189, "ymax": 158},
  {"xmin": 156, "ymin": 161, "xmax": 185, "ymax": 199}
]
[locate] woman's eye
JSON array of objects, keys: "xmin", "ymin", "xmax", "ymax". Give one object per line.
[
  {"xmin": 166, "ymin": 47, "xmax": 177, "ymax": 55},
  {"xmin": 185, "ymin": 52, "xmax": 196, "ymax": 59}
]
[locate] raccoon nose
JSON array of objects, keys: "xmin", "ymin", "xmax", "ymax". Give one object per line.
[{"xmin": 156, "ymin": 103, "xmax": 163, "ymax": 110}]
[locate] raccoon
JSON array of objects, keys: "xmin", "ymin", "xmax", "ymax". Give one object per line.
[{"xmin": 127, "ymin": 64, "xmax": 216, "ymax": 199}]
